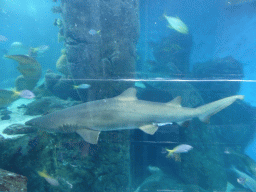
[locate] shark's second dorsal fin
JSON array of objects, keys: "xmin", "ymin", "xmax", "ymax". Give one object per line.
[
  {"xmin": 115, "ymin": 88, "xmax": 137, "ymax": 101},
  {"xmin": 167, "ymin": 96, "xmax": 182, "ymax": 107}
]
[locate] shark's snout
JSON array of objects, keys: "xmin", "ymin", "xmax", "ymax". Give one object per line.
[{"xmin": 25, "ymin": 118, "xmax": 39, "ymax": 127}]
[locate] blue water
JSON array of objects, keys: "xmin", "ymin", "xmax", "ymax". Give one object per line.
[
  {"xmin": 139, "ymin": 0, "xmax": 256, "ymax": 162},
  {"xmin": 0, "ymin": 0, "xmax": 62, "ymax": 87},
  {"xmin": 1, "ymin": 0, "xmax": 256, "ymax": 190}
]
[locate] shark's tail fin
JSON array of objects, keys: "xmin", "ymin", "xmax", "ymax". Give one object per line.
[{"xmin": 196, "ymin": 95, "xmax": 244, "ymax": 123}]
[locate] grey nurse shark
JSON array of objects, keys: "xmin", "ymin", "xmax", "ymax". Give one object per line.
[{"xmin": 25, "ymin": 88, "xmax": 244, "ymax": 144}]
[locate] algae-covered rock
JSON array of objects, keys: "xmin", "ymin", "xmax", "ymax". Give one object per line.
[
  {"xmin": 62, "ymin": 0, "xmax": 139, "ymax": 101},
  {"xmin": 0, "ymin": 89, "xmax": 19, "ymax": 108},
  {"xmin": 149, "ymin": 33, "xmax": 193, "ymax": 76},
  {"xmin": 0, "ymin": 168, "xmax": 27, "ymax": 192},
  {"xmin": 212, "ymin": 101, "xmax": 256, "ymax": 150},
  {"xmin": 44, "ymin": 72, "xmax": 80, "ymax": 100},
  {"xmin": 5, "ymin": 55, "xmax": 42, "ymax": 91},
  {"xmin": 133, "ymin": 81, "xmax": 229, "ymax": 191},
  {"xmin": 25, "ymin": 96, "xmax": 81, "ymax": 116},
  {"xmin": 0, "ymin": 127, "xmax": 130, "ymax": 191},
  {"xmin": 177, "ymin": 119, "xmax": 227, "ymax": 191},
  {"xmin": 3, "ymin": 124, "xmax": 36, "ymax": 135},
  {"xmin": 192, "ymin": 56, "xmax": 244, "ymax": 101},
  {"xmin": 56, "ymin": 49, "xmax": 71, "ymax": 76},
  {"xmin": 15, "ymin": 75, "xmax": 38, "ymax": 91},
  {"xmin": 134, "ymin": 166, "xmax": 209, "ymax": 192},
  {"xmin": 147, "ymin": 80, "xmax": 204, "ymax": 108},
  {"xmin": 44, "ymin": 72, "xmax": 62, "ymax": 90}
]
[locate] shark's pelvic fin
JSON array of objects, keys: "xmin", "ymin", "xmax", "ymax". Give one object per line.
[
  {"xmin": 176, "ymin": 120, "xmax": 190, "ymax": 127},
  {"xmin": 167, "ymin": 96, "xmax": 182, "ymax": 107},
  {"xmin": 76, "ymin": 129, "xmax": 100, "ymax": 144},
  {"xmin": 139, "ymin": 124, "xmax": 158, "ymax": 135},
  {"xmin": 115, "ymin": 88, "xmax": 138, "ymax": 101}
]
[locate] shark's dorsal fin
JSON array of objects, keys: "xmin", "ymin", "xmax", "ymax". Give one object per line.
[
  {"xmin": 115, "ymin": 88, "xmax": 137, "ymax": 101},
  {"xmin": 167, "ymin": 96, "xmax": 182, "ymax": 107},
  {"xmin": 76, "ymin": 129, "xmax": 100, "ymax": 144}
]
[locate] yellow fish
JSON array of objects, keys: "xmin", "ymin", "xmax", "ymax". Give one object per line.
[
  {"xmin": 164, "ymin": 14, "xmax": 189, "ymax": 34},
  {"xmin": 38, "ymin": 170, "xmax": 59, "ymax": 186},
  {"xmin": 165, "ymin": 144, "xmax": 193, "ymax": 158},
  {"xmin": 0, "ymin": 89, "xmax": 19, "ymax": 108}
]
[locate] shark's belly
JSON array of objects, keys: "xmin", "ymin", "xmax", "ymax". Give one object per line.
[{"xmin": 75, "ymin": 109, "xmax": 154, "ymax": 132}]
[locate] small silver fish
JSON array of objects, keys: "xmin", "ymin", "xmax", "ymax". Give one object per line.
[
  {"xmin": 73, "ymin": 84, "xmax": 91, "ymax": 89},
  {"xmin": 38, "ymin": 170, "xmax": 59, "ymax": 186},
  {"xmin": 134, "ymin": 82, "xmax": 146, "ymax": 89},
  {"xmin": 19, "ymin": 90, "xmax": 35, "ymax": 99},
  {"xmin": 88, "ymin": 29, "xmax": 101, "ymax": 35},
  {"xmin": 166, "ymin": 144, "xmax": 193, "ymax": 158},
  {"xmin": 13, "ymin": 90, "xmax": 35, "ymax": 99}
]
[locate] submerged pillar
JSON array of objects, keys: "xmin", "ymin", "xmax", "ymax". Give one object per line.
[
  {"xmin": 60, "ymin": 0, "xmax": 139, "ymax": 191},
  {"xmin": 61, "ymin": 0, "xmax": 139, "ymax": 100}
]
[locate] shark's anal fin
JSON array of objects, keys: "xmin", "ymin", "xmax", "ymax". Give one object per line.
[
  {"xmin": 76, "ymin": 129, "xmax": 100, "ymax": 144},
  {"xmin": 139, "ymin": 124, "xmax": 158, "ymax": 135}
]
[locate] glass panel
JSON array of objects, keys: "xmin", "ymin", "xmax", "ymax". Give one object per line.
[{"xmin": 0, "ymin": 0, "xmax": 255, "ymax": 192}]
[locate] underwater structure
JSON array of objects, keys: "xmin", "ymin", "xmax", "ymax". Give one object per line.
[
  {"xmin": 60, "ymin": 0, "xmax": 139, "ymax": 101},
  {"xmin": 4, "ymin": 55, "xmax": 42, "ymax": 91},
  {"xmin": 1, "ymin": 0, "xmax": 256, "ymax": 192},
  {"xmin": 59, "ymin": 0, "xmax": 139, "ymax": 191}
]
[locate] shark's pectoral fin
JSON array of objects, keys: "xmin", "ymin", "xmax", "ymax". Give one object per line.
[
  {"xmin": 76, "ymin": 129, "xmax": 100, "ymax": 144},
  {"xmin": 139, "ymin": 124, "xmax": 158, "ymax": 135}
]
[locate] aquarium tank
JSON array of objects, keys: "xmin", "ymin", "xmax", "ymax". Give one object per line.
[{"xmin": 0, "ymin": 0, "xmax": 256, "ymax": 191}]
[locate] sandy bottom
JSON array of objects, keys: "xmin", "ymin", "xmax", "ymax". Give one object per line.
[{"xmin": 0, "ymin": 98, "xmax": 40, "ymax": 139}]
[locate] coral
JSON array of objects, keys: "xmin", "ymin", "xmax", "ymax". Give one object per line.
[
  {"xmin": 15, "ymin": 75, "xmax": 39, "ymax": 91},
  {"xmin": 51, "ymin": 6, "xmax": 62, "ymax": 14},
  {"xmin": 44, "ymin": 72, "xmax": 80, "ymax": 100},
  {"xmin": 53, "ymin": 18, "xmax": 63, "ymax": 28},
  {"xmin": 58, "ymin": 32, "xmax": 65, "ymax": 43},
  {"xmin": 149, "ymin": 33, "xmax": 193, "ymax": 76},
  {"xmin": 5, "ymin": 55, "xmax": 42, "ymax": 91},
  {"xmin": 0, "ymin": 169, "xmax": 27, "ymax": 191},
  {"xmin": 193, "ymin": 56, "xmax": 244, "ymax": 101},
  {"xmin": 0, "ymin": 124, "xmax": 130, "ymax": 191},
  {"xmin": 56, "ymin": 49, "xmax": 71, "ymax": 76}
]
